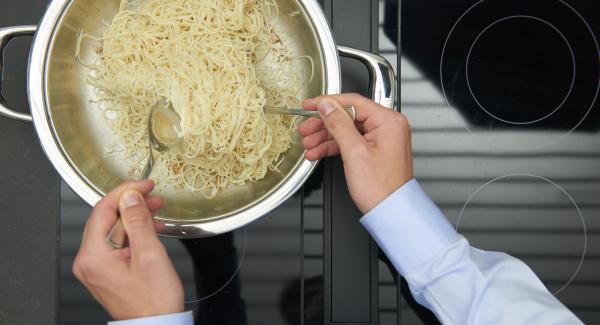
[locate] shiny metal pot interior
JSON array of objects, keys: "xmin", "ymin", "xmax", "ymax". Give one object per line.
[{"xmin": 0, "ymin": 0, "xmax": 395, "ymax": 237}]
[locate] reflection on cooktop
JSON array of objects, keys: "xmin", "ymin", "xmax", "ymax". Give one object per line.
[
  {"xmin": 59, "ymin": 181, "xmax": 308, "ymax": 325},
  {"xmin": 181, "ymin": 231, "xmax": 247, "ymax": 324},
  {"xmin": 400, "ymin": 0, "xmax": 600, "ymax": 323},
  {"xmin": 456, "ymin": 174, "xmax": 586, "ymax": 296},
  {"xmin": 404, "ymin": 0, "xmax": 600, "ymax": 132}
]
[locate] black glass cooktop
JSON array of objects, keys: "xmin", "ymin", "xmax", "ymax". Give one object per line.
[
  {"xmin": 4, "ymin": 0, "xmax": 596, "ymax": 324},
  {"xmin": 401, "ymin": 0, "xmax": 600, "ymax": 323}
]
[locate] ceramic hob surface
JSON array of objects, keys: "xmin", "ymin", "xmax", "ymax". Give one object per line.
[{"xmin": 400, "ymin": 0, "xmax": 600, "ymax": 323}]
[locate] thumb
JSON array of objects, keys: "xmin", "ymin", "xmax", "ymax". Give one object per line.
[
  {"xmin": 119, "ymin": 189, "xmax": 160, "ymax": 252},
  {"xmin": 317, "ymin": 98, "xmax": 365, "ymax": 154}
]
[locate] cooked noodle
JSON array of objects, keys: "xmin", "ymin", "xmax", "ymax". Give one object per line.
[{"xmin": 78, "ymin": 0, "xmax": 310, "ymax": 197}]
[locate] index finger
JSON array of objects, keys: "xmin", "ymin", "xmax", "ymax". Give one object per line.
[
  {"xmin": 81, "ymin": 180, "xmax": 156, "ymax": 248},
  {"xmin": 298, "ymin": 118, "xmax": 324, "ymax": 137}
]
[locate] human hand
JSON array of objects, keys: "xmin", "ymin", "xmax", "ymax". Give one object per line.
[
  {"xmin": 73, "ymin": 180, "xmax": 184, "ymax": 320},
  {"xmin": 299, "ymin": 93, "xmax": 413, "ymax": 214}
]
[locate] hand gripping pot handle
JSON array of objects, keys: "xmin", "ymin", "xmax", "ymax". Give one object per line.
[
  {"xmin": 337, "ymin": 46, "xmax": 397, "ymax": 110},
  {"xmin": 0, "ymin": 25, "xmax": 37, "ymax": 122}
]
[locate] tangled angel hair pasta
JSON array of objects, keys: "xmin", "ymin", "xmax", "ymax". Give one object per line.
[{"xmin": 78, "ymin": 0, "xmax": 309, "ymax": 197}]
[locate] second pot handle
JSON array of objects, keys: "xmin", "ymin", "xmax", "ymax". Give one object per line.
[
  {"xmin": 0, "ymin": 25, "xmax": 37, "ymax": 123},
  {"xmin": 337, "ymin": 46, "xmax": 397, "ymax": 111}
]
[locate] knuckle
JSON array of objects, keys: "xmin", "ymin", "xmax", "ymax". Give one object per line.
[
  {"xmin": 346, "ymin": 92, "xmax": 362, "ymax": 100},
  {"xmin": 92, "ymin": 200, "xmax": 108, "ymax": 214},
  {"xmin": 73, "ymin": 256, "xmax": 94, "ymax": 281},
  {"xmin": 137, "ymin": 250, "xmax": 164, "ymax": 268},
  {"xmin": 72, "ymin": 261, "xmax": 82, "ymax": 280},
  {"xmin": 118, "ymin": 180, "xmax": 137, "ymax": 190},
  {"xmin": 392, "ymin": 113, "xmax": 411, "ymax": 131},
  {"xmin": 303, "ymin": 136, "xmax": 316, "ymax": 148},
  {"xmin": 347, "ymin": 143, "xmax": 370, "ymax": 160},
  {"xmin": 339, "ymin": 92, "xmax": 363, "ymax": 105},
  {"xmin": 396, "ymin": 113, "xmax": 409, "ymax": 127},
  {"xmin": 107, "ymin": 181, "xmax": 134, "ymax": 198}
]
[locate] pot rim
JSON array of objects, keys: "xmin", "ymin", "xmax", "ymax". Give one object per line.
[{"xmin": 27, "ymin": 0, "xmax": 341, "ymax": 238}]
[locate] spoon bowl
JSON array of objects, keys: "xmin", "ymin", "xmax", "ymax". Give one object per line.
[{"xmin": 139, "ymin": 99, "xmax": 183, "ymax": 179}]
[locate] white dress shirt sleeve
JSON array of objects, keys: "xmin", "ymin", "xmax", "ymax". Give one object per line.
[
  {"xmin": 360, "ymin": 179, "xmax": 582, "ymax": 325},
  {"xmin": 108, "ymin": 311, "xmax": 193, "ymax": 325}
]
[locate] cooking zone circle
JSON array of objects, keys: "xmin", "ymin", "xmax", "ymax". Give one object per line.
[
  {"xmin": 440, "ymin": 0, "xmax": 599, "ymax": 134},
  {"xmin": 465, "ymin": 15, "xmax": 575, "ymax": 125},
  {"xmin": 456, "ymin": 174, "xmax": 586, "ymax": 296},
  {"xmin": 181, "ymin": 228, "xmax": 247, "ymax": 304}
]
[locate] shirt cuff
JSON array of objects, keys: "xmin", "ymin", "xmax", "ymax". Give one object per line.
[
  {"xmin": 360, "ymin": 179, "xmax": 459, "ymax": 276},
  {"xmin": 108, "ymin": 311, "xmax": 193, "ymax": 325}
]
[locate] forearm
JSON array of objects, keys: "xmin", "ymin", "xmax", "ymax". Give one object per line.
[
  {"xmin": 361, "ymin": 180, "xmax": 582, "ymax": 325},
  {"xmin": 404, "ymin": 237, "xmax": 581, "ymax": 324}
]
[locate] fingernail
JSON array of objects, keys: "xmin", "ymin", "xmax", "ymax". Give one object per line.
[
  {"xmin": 121, "ymin": 190, "xmax": 142, "ymax": 208},
  {"xmin": 317, "ymin": 99, "xmax": 336, "ymax": 116}
]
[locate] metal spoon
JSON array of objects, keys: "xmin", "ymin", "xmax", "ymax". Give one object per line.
[
  {"xmin": 106, "ymin": 98, "xmax": 183, "ymax": 249},
  {"xmin": 264, "ymin": 105, "xmax": 356, "ymax": 121},
  {"xmin": 105, "ymin": 102, "xmax": 352, "ymax": 248}
]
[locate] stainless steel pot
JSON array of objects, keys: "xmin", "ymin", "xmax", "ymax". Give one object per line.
[{"xmin": 0, "ymin": 0, "xmax": 395, "ymax": 238}]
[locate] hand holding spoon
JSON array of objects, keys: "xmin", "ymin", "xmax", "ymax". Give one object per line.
[
  {"xmin": 106, "ymin": 99, "xmax": 183, "ymax": 249},
  {"xmin": 106, "ymin": 101, "xmax": 353, "ymax": 248}
]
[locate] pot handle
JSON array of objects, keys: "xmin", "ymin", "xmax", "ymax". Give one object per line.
[
  {"xmin": 337, "ymin": 46, "xmax": 397, "ymax": 110},
  {"xmin": 0, "ymin": 25, "xmax": 37, "ymax": 123}
]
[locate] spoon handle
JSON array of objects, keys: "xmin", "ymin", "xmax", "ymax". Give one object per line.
[
  {"xmin": 140, "ymin": 152, "xmax": 155, "ymax": 180},
  {"xmin": 106, "ymin": 98, "xmax": 180, "ymax": 249},
  {"xmin": 264, "ymin": 105, "xmax": 356, "ymax": 121},
  {"xmin": 106, "ymin": 151, "xmax": 155, "ymax": 249},
  {"xmin": 106, "ymin": 218, "xmax": 127, "ymax": 249}
]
